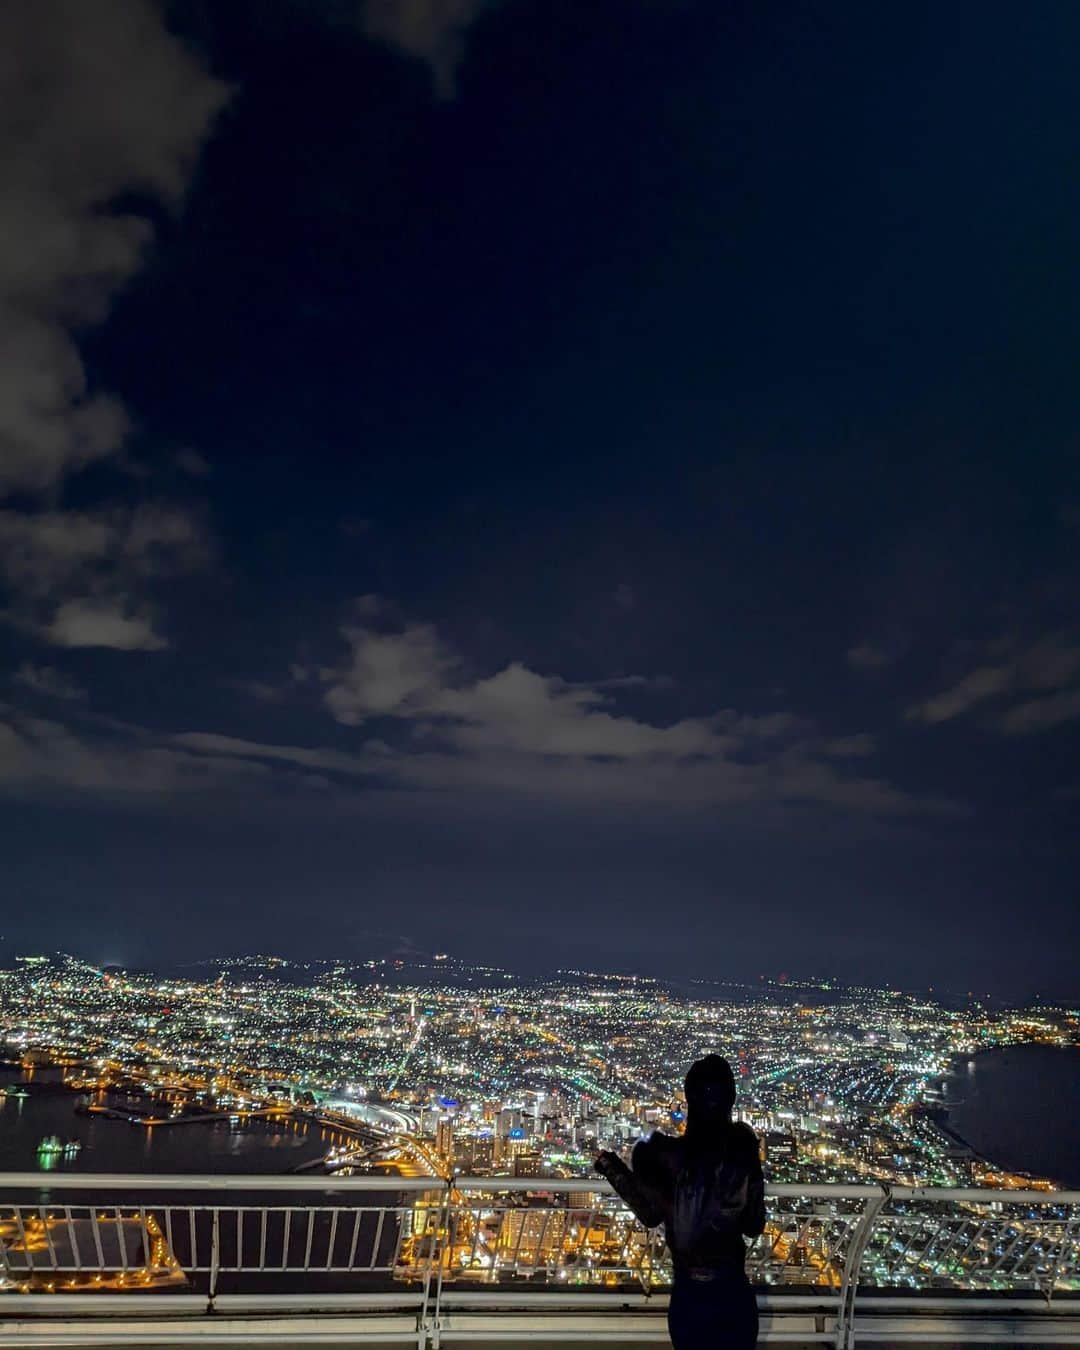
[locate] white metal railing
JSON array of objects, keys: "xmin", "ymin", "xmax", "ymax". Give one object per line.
[{"xmin": 1, "ymin": 1174, "xmax": 1078, "ymax": 1348}]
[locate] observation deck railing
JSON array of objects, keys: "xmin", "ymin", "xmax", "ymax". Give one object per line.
[{"xmin": 1, "ymin": 1173, "xmax": 1078, "ymax": 1347}]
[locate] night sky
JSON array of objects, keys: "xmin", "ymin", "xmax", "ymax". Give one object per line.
[{"xmin": 1, "ymin": 1, "xmax": 1078, "ymax": 999}]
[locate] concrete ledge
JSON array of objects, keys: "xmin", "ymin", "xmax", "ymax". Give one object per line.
[
  {"xmin": 0, "ymin": 1316, "xmax": 423, "ymax": 1347},
  {"xmin": 4, "ymin": 1309, "xmax": 1080, "ymax": 1348}
]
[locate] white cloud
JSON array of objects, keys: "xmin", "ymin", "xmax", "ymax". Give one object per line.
[
  {"xmin": 431, "ymin": 663, "xmax": 733, "ymax": 758},
  {"xmin": 320, "ymin": 620, "xmax": 739, "ymax": 758},
  {"xmin": 46, "ymin": 598, "xmax": 166, "ymax": 651},
  {"xmin": 322, "ymin": 621, "xmax": 458, "ymax": 723},
  {"xmin": 309, "ymin": 604, "xmax": 947, "ymax": 815},
  {"xmin": 0, "ymin": 504, "xmax": 209, "ymax": 648},
  {"xmin": 0, "ymin": 4, "xmax": 223, "ymax": 656},
  {"xmin": 0, "ymin": 0, "xmax": 227, "ymax": 495}
]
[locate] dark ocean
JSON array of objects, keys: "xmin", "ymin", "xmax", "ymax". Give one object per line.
[
  {"xmin": 0, "ymin": 1068, "xmax": 337, "ymax": 1174},
  {"xmin": 944, "ymin": 1044, "xmax": 1080, "ymax": 1187}
]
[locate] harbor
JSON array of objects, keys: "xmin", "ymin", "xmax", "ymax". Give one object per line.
[{"xmin": 0, "ymin": 1067, "xmax": 435, "ymax": 1180}]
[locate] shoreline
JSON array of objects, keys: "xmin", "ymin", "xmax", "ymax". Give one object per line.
[
  {"xmin": 0, "ymin": 1071, "xmax": 421, "ymax": 1180},
  {"xmin": 938, "ymin": 1043, "xmax": 1080, "ymax": 1190}
]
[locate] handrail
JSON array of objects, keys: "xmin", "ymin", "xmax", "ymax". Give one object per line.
[
  {"xmin": 3, "ymin": 1176, "xmax": 1078, "ymax": 1348},
  {"xmin": 2, "ymin": 1173, "xmax": 1078, "ymax": 1203},
  {"xmin": 0, "ymin": 1173, "xmax": 452, "ymax": 1192}
]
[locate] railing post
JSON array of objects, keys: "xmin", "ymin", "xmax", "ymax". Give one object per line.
[
  {"xmin": 429, "ymin": 1178, "xmax": 454, "ymax": 1349},
  {"xmin": 417, "ymin": 1178, "xmax": 452, "ymax": 1350},
  {"xmin": 416, "ymin": 1199, "xmax": 433, "ymax": 1350},
  {"xmin": 206, "ymin": 1207, "xmax": 220, "ymax": 1314},
  {"xmin": 638, "ymin": 1219, "xmax": 654, "ymax": 1297},
  {"xmin": 836, "ymin": 1187, "xmax": 889, "ymax": 1350}
]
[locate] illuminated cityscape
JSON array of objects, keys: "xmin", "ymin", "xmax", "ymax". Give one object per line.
[
  {"xmin": 2, "ymin": 948, "xmax": 1078, "ymax": 1344},
  {"xmin": 2, "ymin": 951, "xmax": 1076, "ymax": 1192}
]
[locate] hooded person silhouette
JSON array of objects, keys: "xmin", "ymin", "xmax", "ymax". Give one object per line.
[{"xmin": 596, "ymin": 1055, "xmax": 765, "ymax": 1348}]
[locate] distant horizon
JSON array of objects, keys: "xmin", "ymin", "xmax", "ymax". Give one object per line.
[{"xmin": 5, "ymin": 945, "xmax": 1077, "ymax": 1011}]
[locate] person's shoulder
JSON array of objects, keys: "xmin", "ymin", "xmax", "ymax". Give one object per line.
[
  {"xmin": 632, "ymin": 1129, "xmax": 681, "ymax": 1171},
  {"xmin": 634, "ymin": 1128, "xmax": 681, "ymax": 1157},
  {"xmin": 728, "ymin": 1121, "xmax": 761, "ymax": 1163}
]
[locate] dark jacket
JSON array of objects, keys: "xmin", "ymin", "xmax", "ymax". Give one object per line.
[{"xmin": 602, "ymin": 1122, "xmax": 766, "ymax": 1270}]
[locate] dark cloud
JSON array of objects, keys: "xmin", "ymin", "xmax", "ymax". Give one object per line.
[
  {"xmin": 594, "ymin": 674, "xmax": 677, "ymax": 692},
  {"xmin": 1001, "ymin": 689, "xmax": 1080, "ymax": 735},
  {"xmin": 0, "ymin": 596, "xmax": 954, "ymax": 820},
  {"xmin": 907, "ymin": 633, "xmax": 1080, "ymax": 730},
  {"xmin": 173, "ymin": 448, "xmax": 212, "ymax": 478},
  {"xmin": 1, "ymin": 0, "xmax": 1077, "ymax": 993},
  {"xmin": 614, "ymin": 583, "xmax": 636, "ymax": 613},
  {"xmin": 822, "ymin": 734, "xmax": 877, "ymax": 758},
  {"xmin": 0, "ymin": 706, "xmax": 271, "ymax": 797},
  {"xmin": 908, "ymin": 663, "xmax": 1014, "ymax": 725},
  {"xmin": 847, "ymin": 643, "xmax": 893, "ymax": 670},
  {"xmin": 227, "ymin": 679, "xmax": 289, "ymax": 704},
  {"xmin": 12, "ymin": 663, "xmax": 86, "ymax": 702},
  {"xmin": 361, "ymin": 0, "xmax": 490, "ymax": 97}
]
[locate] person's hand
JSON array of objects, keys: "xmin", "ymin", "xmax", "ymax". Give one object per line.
[{"xmin": 594, "ymin": 1149, "xmax": 623, "ymax": 1179}]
